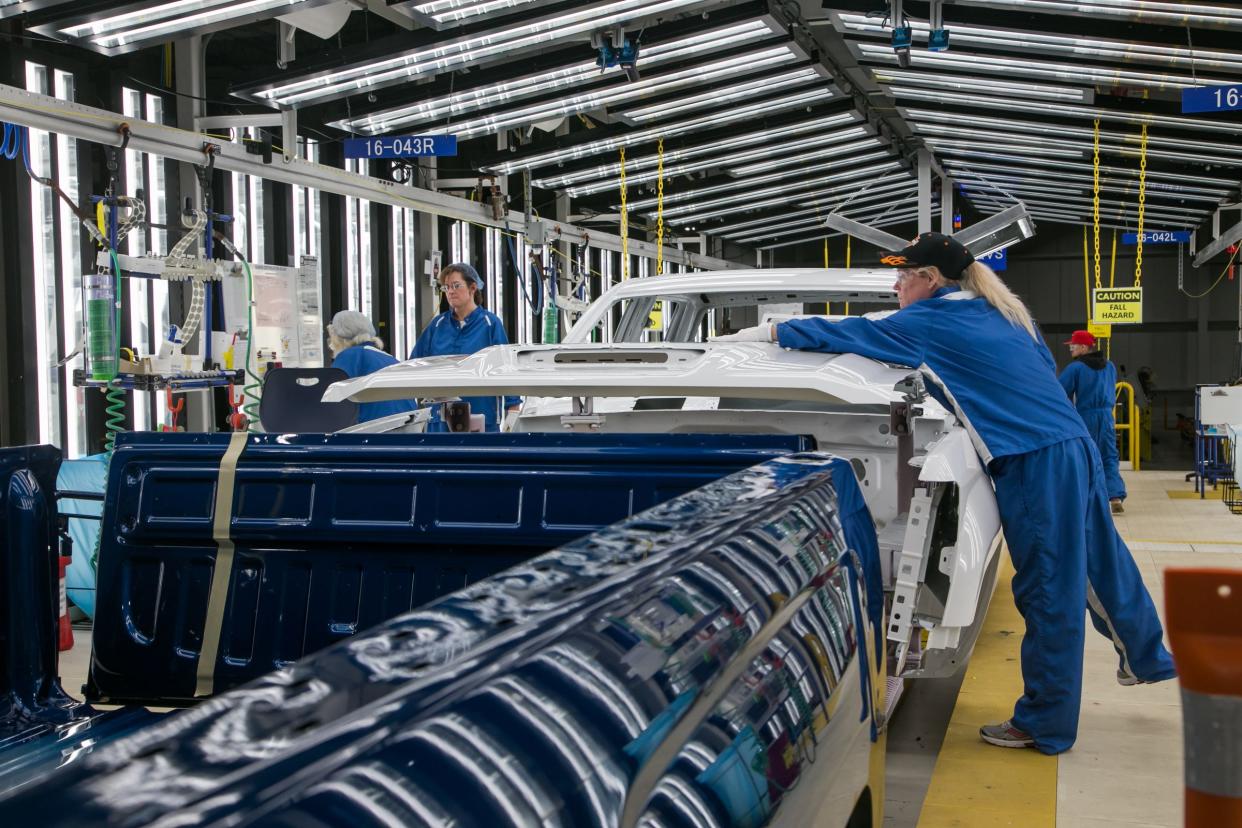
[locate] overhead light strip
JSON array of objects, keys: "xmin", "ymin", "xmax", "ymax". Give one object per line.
[
  {"xmin": 57, "ymin": 0, "xmax": 306, "ymax": 50},
  {"xmin": 330, "ymin": 19, "xmax": 779, "ymax": 134},
  {"xmin": 484, "ymin": 87, "xmax": 836, "ymax": 175},
  {"xmin": 929, "ymin": 146, "xmax": 1237, "ymax": 188},
  {"xmin": 617, "ymin": 66, "xmax": 824, "ymax": 122},
  {"xmin": 413, "ymin": 0, "xmax": 542, "ymax": 26},
  {"xmin": 625, "ymin": 150, "xmax": 891, "ymax": 211},
  {"xmin": 719, "ymin": 185, "xmax": 920, "ymax": 241},
  {"xmin": 856, "ymin": 42, "xmax": 1230, "ymax": 91},
  {"xmin": 241, "ymin": 0, "xmax": 722, "ymax": 107},
  {"xmin": 559, "ymin": 125, "xmax": 871, "ymax": 197},
  {"xmin": 690, "ymin": 179, "xmax": 916, "ymax": 228},
  {"xmin": 958, "ymin": 186, "xmax": 1207, "ymax": 221},
  {"xmin": 873, "ymin": 69, "xmax": 1093, "ymax": 103},
  {"xmin": 834, "ymin": 13, "xmax": 1242, "ymax": 73},
  {"xmin": 662, "ymin": 161, "xmax": 905, "ymax": 222},
  {"xmin": 942, "ymin": 163, "xmax": 1228, "ymax": 202},
  {"xmin": 889, "ymin": 87, "xmax": 1242, "ymax": 137},
  {"xmin": 422, "ymin": 52, "xmax": 809, "ymax": 140},
  {"xmin": 707, "ymin": 180, "xmax": 919, "ymax": 235},
  {"xmin": 948, "ymin": 0, "xmax": 1242, "ymax": 31}
]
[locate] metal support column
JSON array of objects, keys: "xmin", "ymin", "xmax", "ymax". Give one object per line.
[
  {"xmin": 940, "ymin": 175, "xmax": 954, "ymax": 235},
  {"xmin": 414, "ymin": 156, "xmax": 439, "ymax": 331},
  {"xmin": 917, "ymin": 149, "xmax": 932, "ymax": 235}
]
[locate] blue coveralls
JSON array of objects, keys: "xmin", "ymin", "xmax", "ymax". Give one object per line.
[
  {"xmin": 332, "ymin": 344, "xmax": 418, "ymax": 423},
  {"xmin": 1059, "ymin": 353, "xmax": 1127, "ymax": 501},
  {"xmin": 410, "ymin": 306, "xmax": 521, "ymax": 432},
  {"xmin": 776, "ymin": 286, "xmax": 1175, "ymax": 754}
]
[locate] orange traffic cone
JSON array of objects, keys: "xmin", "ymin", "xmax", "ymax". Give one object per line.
[
  {"xmin": 1166, "ymin": 568, "xmax": 1242, "ymax": 827},
  {"xmin": 57, "ymin": 555, "xmax": 73, "ymax": 652}
]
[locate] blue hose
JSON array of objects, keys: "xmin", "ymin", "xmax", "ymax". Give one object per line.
[{"xmin": 0, "ymin": 122, "xmax": 25, "ymax": 160}]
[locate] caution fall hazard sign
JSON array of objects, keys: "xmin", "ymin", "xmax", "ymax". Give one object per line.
[{"xmin": 1092, "ymin": 287, "xmax": 1143, "ymax": 325}]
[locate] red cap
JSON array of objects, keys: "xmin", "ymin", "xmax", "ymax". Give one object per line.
[{"xmin": 1065, "ymin": 330, "xmax": 1096, "ymax": 347}]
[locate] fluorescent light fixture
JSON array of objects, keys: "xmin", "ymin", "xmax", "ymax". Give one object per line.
[
  {"xmin": 723, "ymin": 137, "xmax": 887, "ymax": 178},
  {"xmin": 890, "ymin": 87, "xmax": 1242, "ymax": 137},
  {"xmin": 562, "ymin": 127, "xmax": 872, "ymax": 197},
  {"xmin": 237, "ymin": 0, "xmax": 722, "ymax": 107},
  {"xmin": 626, "ymin": 150, "xmax": 892, "ymax": 211},
  {"xmin": 41, "ymin": 0, "xmax": 322, "ymax": 55},
  {"xmin": 958, "ymin": 186, "xmax": 1208, "ymax": 221},
  {"xmin": 686, "ymin": 178, "xmax": 917, "ymax": 227},
  {"xmin": 834, "ymin": 12, "xmax": 1242, "ymax": 74},
  {"xmin": 735, "ymin": 201, "xmax": 922, "ymax": 244},
  {"xmin": 757, "ymin": 209, "xmax": 937, "ymax": 251},
  {"xmin": 330, "ymin": 19, "xmax": 780, "ymax": 134},
  {"xmin": 484, "ymin": 87, "xmax": 836, "ymax": 175},
  {"xmin": 419, "ymin": 50, "xmax": 807, "ymax": 141},
  {"xmin": 949, "ymin": 0, "xmax": 1242, "ymax": 31},
  {"xmin": 721, "ymin": 185, "xmax": 921, "ymax": 241},
  {"xmin": 408, "ymin": 0, "xmax": 541, "ymax": 27},
  {"xmin": 926, "ymin": 139, "xmax": 1083, "ymax": 159},
  {"xmin": 968, "ymin": 195, "xmax": 1197, "ymax": 229},
  {"xmin": 943, "ymin": 164, "xmax": 1227, "ymax": 203},
  {"xmin": 856, "ymin": 42, "xmax": 1230, "ymax": 92},
  {"xmin": 874, "ymin": 70, "xmax": 1093, "ymax": 103},
  {"xmin": 709, "ymin": 180, "xmax": 919, "ymax": 235},
  {"xmin": 929, "ymin": 147, "xmax": 1237, "ymax": 189},
  {"xmin": 0, "ymin": 0, "xmax": 73, "ymax": 19},
  {"xmin": 919, "ymin": 123, "xmax": 1242, "ymax": 168},
  {"xmin": 906, "ymin": 108, "xmax": 1242, "ymax": 163},
  {"xmin": 661, "ymin": 161, "xmax": 905, "ymax": 222},
  {"xmin": 618, "ymin": 66, "xmax": 825, "ymax": 122}
]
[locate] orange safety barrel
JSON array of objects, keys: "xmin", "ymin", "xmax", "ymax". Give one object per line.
[{"xmin": 1166, "ymin": 568, "xmax": 1242, "ymax": 827}]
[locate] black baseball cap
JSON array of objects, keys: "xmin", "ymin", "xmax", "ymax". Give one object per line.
[{"xmin": 878, "ymin": 232, "xmax": 975, "ymax": 280}]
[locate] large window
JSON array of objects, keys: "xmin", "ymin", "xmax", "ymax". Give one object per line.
[
  {"xmin": 391, "ymin": 206, "xmax": 419, "ymax": 358},
  {"xmin": 121, "ymin": 87, "xmax": 170, "ymax": 432},
  {"xmin": 25, "ymin": 62, "xmax": 61, "ymax": 449},
  {"xmin": 230, "ymin": 127, "xmax": 266, "ymax": 265},
  {"xmin": 292, "ymin": 137, "xmax": 320, "ymax": 264},
  {"xmin": 344, "ymin": 157, "xmax": 372, "ymax": 314}
]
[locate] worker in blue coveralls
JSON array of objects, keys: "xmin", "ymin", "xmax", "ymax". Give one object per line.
[
  {"xmin": 714, "ymin": 232, "xmax": 1175, "ymax": 754},
  {"xmin": 327, "ymin": 309, "xmax": 418, "ymax": 423},
  {"xmin": 1060, "ymin": 330, "xmax": 1127, "ymax": 514},
  {"xmin": 410, "ymin": 262, "xmax": 520, "ymax": 431}
]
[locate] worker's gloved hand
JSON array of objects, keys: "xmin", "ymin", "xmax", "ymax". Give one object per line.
[
  {"xmin": 501, "ymin": 409, "xmax": 520, "ymax": 432},
  {"xmin": 710, "ymin": 324, "xmax": 775, "ymax": 343}
]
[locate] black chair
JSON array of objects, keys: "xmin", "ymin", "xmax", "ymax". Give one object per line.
[{"xmin": 259, "ymin": 367, "xmax": 359, "ymax": 433}]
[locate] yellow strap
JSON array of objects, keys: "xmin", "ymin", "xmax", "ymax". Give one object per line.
[
  {"xmin": 824, "ymin": 238, "xmax": 831, "ymax": 315},
  {"xmin": 844, "ymin": 236, "xmax": 851, "ymax": 315},
  {"xmin": 1082, "ymin": 226, "xmax": 1092, "ymax": 323},
  {"xmin": 1134, "ymin": 124, "xmax": 1148, "ymax": 288},
  {"xmin": 195, "ymin": 431, "xmax": 248, "ymax": 697},
  {"xmin": 1109, "ymin": 228, "xmax": 1117, "ymax": 288},
  {"xmin": 656, "ymin": 137, "xmax": 665, "ymax": 277},
  {"xmin": 619, "ymin": 147, "xmax": 629, "ymax": 280}
]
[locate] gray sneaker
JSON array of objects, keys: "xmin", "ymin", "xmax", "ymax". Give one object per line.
[
  {"xmin": 980, "ymin": 720, "xmax": 1035, "ymax": 749},
  {"xmin": 1117, "ymin": 669, "xmax": 1146, "ymax": 686},
  {"xmin": 1110, "ymin": 499, "xmax": 1125, "ymax": 514}
]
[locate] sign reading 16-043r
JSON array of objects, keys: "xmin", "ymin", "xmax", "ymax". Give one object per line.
[
  {"xmin": 343, "ymin": 135, "xmax": 458, "ymax": 159},
  {"xmin": 1182, "ymin": 85, "xmax": 1242, "ymax": 114}
]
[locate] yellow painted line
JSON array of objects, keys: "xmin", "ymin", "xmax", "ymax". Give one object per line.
[
  {"xmin": 1166, "ymin": 489, "xmax": 1222, "ymax": 500},
  {"xmin": 916, "ymin": 551, "xmax": 1057, "ymax": 828}
]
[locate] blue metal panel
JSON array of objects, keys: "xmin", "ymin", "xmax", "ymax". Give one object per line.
[
  {"xmin": 1, "ymin": 450, "xmax": 881, "ymax": 827},
  {"xmin": 88, "ymin": 433, "xmax": 814, "ymax": 704}
]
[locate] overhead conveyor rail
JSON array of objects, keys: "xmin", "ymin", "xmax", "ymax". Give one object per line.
[{"xmin": 0, "ymin": 83, "xmax": 743, "ymax": 273}]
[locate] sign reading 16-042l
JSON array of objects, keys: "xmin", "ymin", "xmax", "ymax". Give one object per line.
[
  {"xmin": 1182, "ymin": 85, "xmax": 1242, "ymax": 114},
  {"xmin": 1092, "ymin": 287, "xmax": 1143, "ymax": 325},
  {"xmin": 343, "ymin": 135, "xmax": 458, "ymax": 159}
]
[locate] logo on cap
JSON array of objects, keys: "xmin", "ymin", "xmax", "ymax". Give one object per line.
[{"xmin": 880, "ymin": 255, "xmax": 909, "ymax": 266}]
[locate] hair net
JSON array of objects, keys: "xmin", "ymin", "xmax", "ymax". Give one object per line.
[
  {"xmin": 442, "ymin": 261, "xmax": 482, "ymax": 288},
  {"xmin": 327, "ymin": 309, "xmax": 379, "ymax": 348}
]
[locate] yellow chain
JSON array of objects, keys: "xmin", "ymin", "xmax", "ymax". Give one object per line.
[
  {"xmin": 656, "ymin": 137, "xmax": 665, "ymax": 277},
  {"xmin": 619, "ymin": 146, "xmax": 629, "ymax": 279},
  {"xmin": 1135, "ymin": 124, "xmax": 1148, "ymax": 288},
  {"xmin": 1092, "ymin": 118, "xmax": 1101, "ymax": 290}
]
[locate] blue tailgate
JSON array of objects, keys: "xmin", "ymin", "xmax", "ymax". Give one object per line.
[{"xmin": 88, "ymin": 432, "xmax": 814, "ymax": 704}]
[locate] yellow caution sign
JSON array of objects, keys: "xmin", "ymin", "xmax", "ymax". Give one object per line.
[
  {"xmin": 1087, "ymin": 322, "xmax": 1112, "ymax": 339},
  {"xmin": 1092, "ymin": 287, "xmax": 1142, "ymax": 325}
]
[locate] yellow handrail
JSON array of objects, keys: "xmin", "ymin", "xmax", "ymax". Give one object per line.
[{"xmin": 1115, "ymin": 381, "xmax": 1141, "ymax": 472}]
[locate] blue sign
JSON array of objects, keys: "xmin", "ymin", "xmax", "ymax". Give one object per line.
[
  {"xmin": 1182, "ymin": 85, "xmax": 1242, "ymax": 114},
  {"xmin": 1121, "ymin": 230, "xmax": 1192, "ymax": 245},
  {"xmin": 977, "ymin": 248, "xmax": 1007, "ymax": 271},
  {"xmin": 343, "ymin": 135, "xmax": 457, "ymax": 159}
]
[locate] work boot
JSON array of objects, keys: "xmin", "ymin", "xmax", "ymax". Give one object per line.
[
  {"xmin": 1117, "ymin": 669, "xmax": 1145, "ymax": 687},
  {"xmin": 979, "ymin": 720, "xmax": 1035, "ymax": 749},
  {"xmin": 1110, "ymin": 498, "xmax": 1125, "ymax": 514}
]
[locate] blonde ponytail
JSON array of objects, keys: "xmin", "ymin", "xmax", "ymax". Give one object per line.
[{"xmin": 958, "ymin": 261, "xmax": 1037, "ymax": 340}]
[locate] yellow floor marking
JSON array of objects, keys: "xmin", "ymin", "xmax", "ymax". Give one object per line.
[
  {"xmin": 915, "ymin": 552, "xmax": 1058, "ymax": 828},
  {"xmin": 1166, "ymin": 489, "xmax": 1222, "ymax": 500}
]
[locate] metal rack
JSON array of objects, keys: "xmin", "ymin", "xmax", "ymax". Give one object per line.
[
  {"xmin": 1192, "ymin": 385, "xmax": 1241, "ymax": 498},
  {"xmin": 72, "ymin": 369, "xmax": 245, "ymax": 392}
]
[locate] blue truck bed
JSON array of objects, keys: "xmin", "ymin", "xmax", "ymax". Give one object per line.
[
  {"xmin": 88, "ymin": 432, "xmax": 816, "ymax": 704},
  {"xmin": 0, "ymin": 436, "xmax": 884, "ymax": 827}
]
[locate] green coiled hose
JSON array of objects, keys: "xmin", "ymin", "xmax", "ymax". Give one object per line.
[
  {"xmin": 103, "ymin": 249, "xmax": 126, "ymax": 454},
  {"xmin": 241, "ymin": 259, "xmax": 262, "ymax": 430}
]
